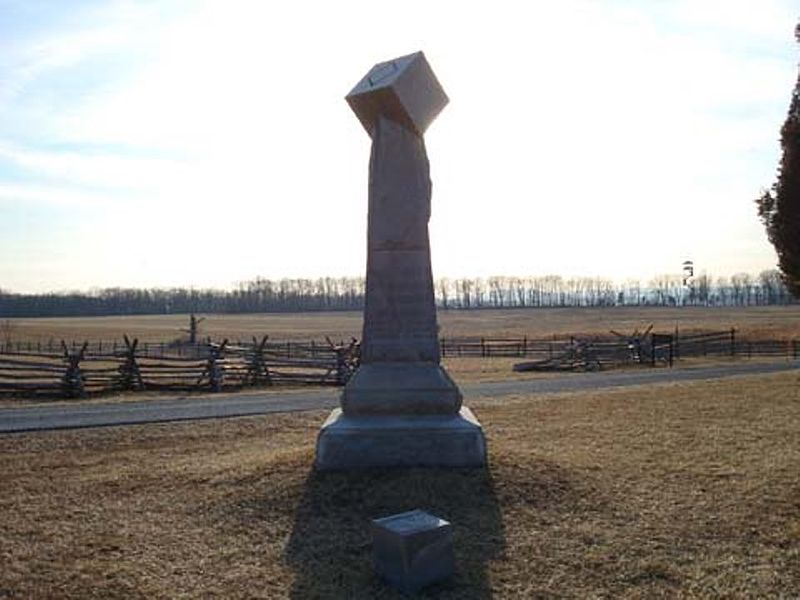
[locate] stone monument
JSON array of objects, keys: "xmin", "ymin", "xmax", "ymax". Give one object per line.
[{"xmin": 314, "ymin": 51, "xmax": 487, "ymax": 470}]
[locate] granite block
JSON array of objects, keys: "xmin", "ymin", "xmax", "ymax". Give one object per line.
[
  {"xmin": 341, "ymin": 362, "xmax": 461, "ymax": 415},
  {"xmin": 372, "ymin": 509, "xmax": 454, "ymax": 593},
  {"xmin": 315, "ymin": 407, "xmax": 486, "ymax": 470}
]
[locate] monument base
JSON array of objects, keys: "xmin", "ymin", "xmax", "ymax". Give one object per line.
[
  {"xmin": 315, "ymin": 407, "xmax": 487, "ymax": 470},
  {"xmin": 341, "ymin": 362, "xmax": 462, "ymax": 415}
]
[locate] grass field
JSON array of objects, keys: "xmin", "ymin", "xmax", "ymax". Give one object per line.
[
  {"xmin": 4, "ymin": 305, "xmax": 800, "ymax": 345},
  {"xmin": 1, "ymin": 371, "xmax": 798, "ymax": 598}
]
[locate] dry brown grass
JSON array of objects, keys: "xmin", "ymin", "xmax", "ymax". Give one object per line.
[
  {"xmin": 1, "ymin": 371, "xmax": 798, "ymax": 598},
  {"xmin": 5, "ymin": 305, "xmax": 800, "ymax": 345},
  {"xmin": 441, "ymin": 357, "xmax": 556, "ymax": 383}
]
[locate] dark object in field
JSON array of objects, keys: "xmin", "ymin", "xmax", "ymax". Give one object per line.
[
  {"xmin": 609, "ymin": 324, "xmax": 654, "ymax": 364},
  {"xmin": 179, "ymin": 313, "xmax": 206, "ymax": 345},
  {"xmin": 513, "ymin": 338, "xmax": 602, "ymax": 372}
]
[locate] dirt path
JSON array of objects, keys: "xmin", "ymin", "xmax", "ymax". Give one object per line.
[{"xmin": 1, "ymin": 360, "xmax": 797, "ymax": 433}]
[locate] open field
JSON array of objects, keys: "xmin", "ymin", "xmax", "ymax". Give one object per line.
[
  {"xmin": 2, "ymin": 371, "xmax": 798, "ymax": 597},
  {"xmin": 3, "ymin": 305, "xmax": 800, "ymax": 345}
]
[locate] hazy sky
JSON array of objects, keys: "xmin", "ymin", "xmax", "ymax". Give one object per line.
[{"xmin": 1, "ymin": 0, "xmax": 797, "ymax": 293}]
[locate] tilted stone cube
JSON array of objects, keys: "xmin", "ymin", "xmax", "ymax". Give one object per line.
[
  {"xmin": 346, "ymin": 51, "xmax": 449, "ymax": 137},
  {"xmin": 371, "ymin": 509, "xmax": 454, "ymax": 593}
]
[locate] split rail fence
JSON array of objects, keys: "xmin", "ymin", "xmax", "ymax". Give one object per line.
[
  {"xmin": 442, "ymin": 330, "xmax": 799, "ymax": 362},
  {"xmin": 0, "ymin": 336, "xmax": 359, "ymax": 399},
  {"xmin": 0, "ymin": 329, "xmax": 797, "ymax": 399}
]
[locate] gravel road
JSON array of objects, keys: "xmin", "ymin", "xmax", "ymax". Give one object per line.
[{"xmin": 1, "ymin": 360, "xmax": 796, "ymax": 434}]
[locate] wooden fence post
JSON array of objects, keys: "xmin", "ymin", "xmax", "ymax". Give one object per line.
[
  {"xmin": 200, "ymin": 339, "xmax": 228, "ymax": 392},
  {"xmin": 245, "ymin": 335, "xmax": 271, "ymax": 386},
  {"xmin": 335, "ymin": 338, "xmax": 360, "ymax": 385},
  {"xmin": 117, "ymin": 335, "xmax": 143, "ymax": 391},
  {"xmin": 61, "ymin": 341, "xmax": 88, "ymax": 398}
]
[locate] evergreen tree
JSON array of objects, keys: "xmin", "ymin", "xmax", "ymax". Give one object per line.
[{"xmin": 756, "ymin": 22, "xmax": 800, "ymax": 296}]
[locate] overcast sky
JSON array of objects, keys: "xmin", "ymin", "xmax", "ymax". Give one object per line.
[{"xmin": 0, "ymin": 0, "xmax": 797, "ymax": 293}]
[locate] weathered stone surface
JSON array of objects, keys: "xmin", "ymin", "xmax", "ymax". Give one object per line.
[
  {"xmin": 362, "ymin": 251, "xmax": 439, "ymax": 363},
  {"xmin": 346, "ymin": 51, "xmax": 449, "ymax": 138},
  {"xmin": 361, "ymin": 116, "xmax": 439, "ymax": 364},
  {"xmin": 367, "ymin": 115, "xmax": 431, "ymax": 251},
  {"xmin": 342, "ymin": 362, "xmax": 461, "ymax": 415},
  {"xmin": 315, "ymin": 407, "xmax": 486, "ymax": 470},
  {"xmin": 371, "ymin": 509, "xmax": 454, "ymax": 593}
]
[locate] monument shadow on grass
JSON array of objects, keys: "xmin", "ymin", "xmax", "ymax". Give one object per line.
[{"xmin": 285, "ymin": 466, "xmax": 505, "ymax": 598}]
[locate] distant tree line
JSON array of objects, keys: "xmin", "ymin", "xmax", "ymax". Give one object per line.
[
  {"xmin": 436, "ymin": 270, "xmax": 794, "ymax": 309},
  {"xmin": 0, "ymin": 270, "xmax": 795, "ymax": 318},
  {"xmin": 0, "ymin": 277, "xmax": 366, "ymax": 318}
]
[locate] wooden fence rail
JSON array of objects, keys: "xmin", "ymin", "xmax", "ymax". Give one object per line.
[
  {"xmin": 1, "ymin": 329, "xmax": 797, "ymax": 399},
  {"xmin": 0, "ymin": 336, "xmax": 360, "ymax": 399}
]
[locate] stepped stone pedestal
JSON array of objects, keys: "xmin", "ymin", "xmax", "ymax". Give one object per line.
[
  {"xmin": 316, "ymin": 407, "xmax": 486, "ymax": 469},
  {"xmin": 315, "ymin": 51, "xmax": 486, "ymax": 471}
]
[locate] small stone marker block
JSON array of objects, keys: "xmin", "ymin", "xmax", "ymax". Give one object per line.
[{"xmin": 371, "ymin": 509, "xmax": 454, "ymax": 593}]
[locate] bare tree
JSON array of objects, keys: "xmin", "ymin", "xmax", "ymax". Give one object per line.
[
  {"xmin": 437, "ymin": 277, "xmax": 451, "ymax": 309},
  {"xmin": 695, "ymin": 272, "xmax": 712, "ymax": 306}
]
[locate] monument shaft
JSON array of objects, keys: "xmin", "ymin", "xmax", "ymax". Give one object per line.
[{"xmin": 362, "ymin": 116, "xmax": 440, "ymax": 364}]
